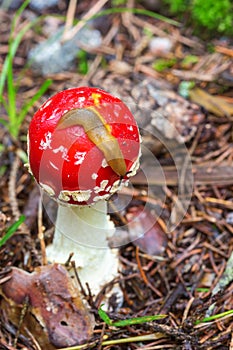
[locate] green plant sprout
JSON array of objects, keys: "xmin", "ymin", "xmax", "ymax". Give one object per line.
[
  {"xmin": 0, "ymin": 0, "xmax": 52, "ymax": 139},
  {"xmin": 0, "ymin": 215, "xmax": 25, "ymax": 247},
  {"xmin": 178, "ymin": 81, "xmax": 196, "ymax": 98},
  {"xmin": 153, "ymin": 58, "xmax": 177, "ymax": 72},
  {"xmin": 181, "ymin": 55, "xmax": 199, "ymax": 69},
  {"xmin": 98, "ymin": 304, "xmax": 167, "ymax": 327},
  {"xmin": 77, "ymin": 50, "xmax": 89, "ymax": 75}
]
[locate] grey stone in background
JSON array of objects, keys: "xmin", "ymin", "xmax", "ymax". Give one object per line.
[
  {"xmin": 0, "ymin": 0, "xmax": 22, "ymax": 10},
  {"xmin": 29, "ymin": 0, "xmax": 59, "ymax": 11},
  {"xmin": 149, "ymin": 37, "xmax": 174, "ymax": 56},
  {"xmin": 0, "ymin": 0, "xmax": 59, "ymax": 10},
  {"xmin": 28, "ymin": 26, "xmax": 102, "ymax": 76}
]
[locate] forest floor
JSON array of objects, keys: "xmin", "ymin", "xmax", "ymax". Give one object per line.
[{"xmin": 0, "ymin": 1, "xmax": 233, "ymax": 349}]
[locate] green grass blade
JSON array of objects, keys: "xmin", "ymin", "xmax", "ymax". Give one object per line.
[
  {"xmin": 11, "ymin": 0, "xmax": 31, "ymax": 31},
  {"xmin": 7, "ymin": 55, "xmax": 17, "ymax": 129},
  {"xmin": 0, "ymin": 5, "xmax": 41, "ymax": 98},
  {"xmin": 0, "ymin": 97, "xmax": 9, "ymax": 114},
  {"xmin": 0, "ymin": 215, "xmax": 25, "ymax": 247},
  {"xmin": 0, "ymin": 12, "xmax": 44, "ymax": 137},
  {"xmin": 0, "ymin": 0, "xmax": 30, "ymax": 96},
  {"xmin": 0, "ymin": 118, "xmax": 8, "ymax": 126},
  {"xmin": 98, "ymin": 305, "xmax": 112, "ymax": 325},
  {"xmin": 92, "ymin": 7, "xmax": 180, "ymax": 27},
  {"xmin": 98, "ymin": 305, "xmax": 167, "ymax": 327},
  {"xmin": 195, "ymin": 309, "xmax": 233, "ymax": 325},
  {"xmin": 112, "ymin": 314, "xmax": 167, "ymax": 327},
  {"xmin": 0, "ymin": 22, "xmax": 33, "ymax": 97}
]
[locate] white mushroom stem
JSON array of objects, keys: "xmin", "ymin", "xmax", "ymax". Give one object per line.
[{"xmin": 46, "ymin": 200, "xmax": 120, "ymax": 296}]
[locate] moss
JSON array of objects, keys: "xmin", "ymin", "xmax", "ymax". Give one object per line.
[
  {"xmin": 162, "ymin": 0, "xmax": 233, "ymax": 36},
  {"xmin": 192, "ymin": 0, "xmax": 233, "ymax": 34}
]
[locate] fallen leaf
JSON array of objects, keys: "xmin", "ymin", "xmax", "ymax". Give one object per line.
[
  {"xmin": 189, "ymin": 87, "xmax": 233, "ymax": 117},
  {"xmin": 126, "ymin": 205, "xmax": 167, "ymax": 256},
  {"xmin": 0, "ymin": 264, "xmax": 93, "ymax": 349}
]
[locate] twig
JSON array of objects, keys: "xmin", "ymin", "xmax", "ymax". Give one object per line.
[
  {"xmin": 65, "ymin": 252, "xmax": 75, "ymax": 266},
  {"xmin": 14, "ymin": 296, "xmax": 29, "ymax": 348},
  {"xmin": 62, "ymin": 0, "xmax": 78, "ymax": 42},
  {"xmin": 132, "ymin": 161, "xmax": 233, "ymax": 186},
  {"xmin": 38, "ymin": 193, "xmax": 47, "ymax": 265},
  {"xmin": 71, "ymin": 260, "xmax": 88, "ymax": 298},
  {"xmin": 135, "ymin": 246, "xmax": 149, "ymax": 285},
  {"xmin": 97, "ymin": 322, "xmax": 106, "ymax": 350},
  {"xmin": 215, "ymin": 45, "xmax": 233, "ymax": 57},
  {"xmin": 24, "ymin": 327, "xmax": 43, "ymax": 350},
  {"xmin": 179, "ymin": 126, "xmax": 202, "ymax": 197},
  {"xmin": 131, "ymin": 16, "xmax": 203, "ymax": 50},
  {"xmin": 8, "ymin": 151, "xmax": 30, "ymax": 234},
  {"xmin": 8, "ymin": 155, "xmax": 21, "ymax": 220},
  {"xmin": 182, "ymin": 297, "xmax": 195, "ymax": 325},
  {"xmin": 160, "ymin": 284, "xmax": 186, "ymax": 314},
  {"xmin": 230, "ymin": 331, "xmax": 233, "ymax": 350},
  {"xmin": 80, "ymin": 18, "xmax": 119, "ymax": 84},
  {"xmin": 171, "ymin": 69, "xmax": 215, "ymax": 81},
  {"xmin": 121, "ymin": 0, "xmax": 140, "ymax": 40},
  {"xmin": 62, "ymin": 0, "xmax": 109, "ymax": 42}
]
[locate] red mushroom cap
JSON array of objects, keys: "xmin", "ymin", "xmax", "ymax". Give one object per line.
[{"xmin": 28, "ymin": 87, "xmax": 140, "ymax": 205}]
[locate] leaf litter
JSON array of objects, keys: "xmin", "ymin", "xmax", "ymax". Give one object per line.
[{"xmin": 0, "ymin": 1, "xmax": 233, "ymax": 349}]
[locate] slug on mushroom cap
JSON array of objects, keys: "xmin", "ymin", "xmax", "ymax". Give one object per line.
[{"xmin": 28, "ymin": 87, "xmax": 140, "ymax": 205}]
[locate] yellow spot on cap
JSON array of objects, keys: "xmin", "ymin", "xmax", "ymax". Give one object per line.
[{"xmin": 91, "ymin": 93, "xmax": 102, "ymax": 105}]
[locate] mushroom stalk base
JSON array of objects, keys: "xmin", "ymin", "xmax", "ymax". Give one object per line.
[{"xmin": 46, "ymin": 201, "xmax": 120, "ymax": 296}]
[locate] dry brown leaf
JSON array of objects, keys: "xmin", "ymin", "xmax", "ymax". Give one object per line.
[
  {"xmin": 126, "ymin": 205, "xmax": 167, "ymax": 256},
  {"xmin": 0, "ymin": 264, "xmax": 93, "ymax": 349},
  {"xmin": 189, "ymin": 87, "xmax": 233, "ymax": 117}
]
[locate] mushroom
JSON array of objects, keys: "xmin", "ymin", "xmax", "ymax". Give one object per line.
[{"xmin": 27, "ymin": 87, "xmax": 141, "ymax": 297}]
